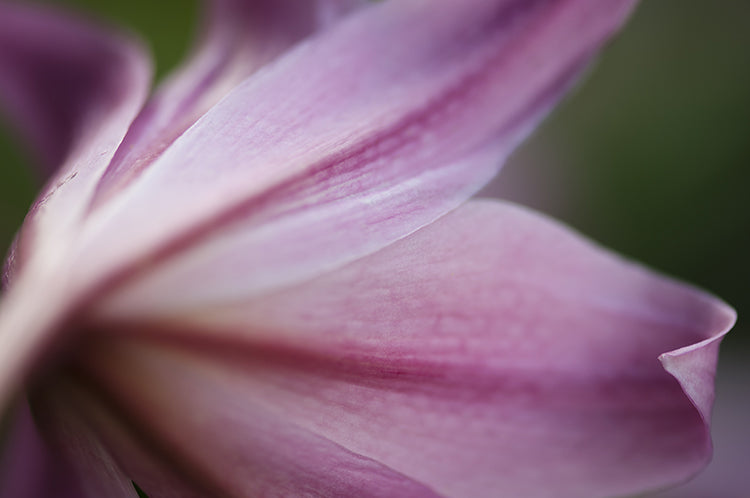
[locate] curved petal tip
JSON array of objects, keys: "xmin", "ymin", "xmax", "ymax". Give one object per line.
[
  {"xmin": 659, "ymin": 298, "xmax": 735, "ymax": 422},
  {"xmin": 658, "ymin": 295, "xmax": 736, "ymax": 473}
]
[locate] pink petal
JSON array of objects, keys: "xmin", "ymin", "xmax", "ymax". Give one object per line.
[
  {"xmin": 97, "ymin": 0, "xmax": 366, "ymax": 199},
  {"xmin": 77, "ymin": 0, "xmax": 639, "ymax": 310},
  {"xmin": 0, "ymin": 3, "xmax": 150, "ymax": 177},
  {"xmin": 0, "ymin": 4, "xmax": 150, "ymax": 407},
  {"xmin": 0, "ymin": 3, "xmax": 151, "ymax": 284},
  {"xmin": 53, "ymin": 347, "xmax": 441, "ymax": 498},
  {"xmin": 93, "ymin": 201, "xmax": 733, "ymax": 497}
]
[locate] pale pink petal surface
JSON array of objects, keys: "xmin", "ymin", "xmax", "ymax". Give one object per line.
[
  {"xmin": 88, "ymin": 201, "xmax": 734, "ymax": 498},
  {"xmin": 98, "ymin": 0, "xmax": 366, "ymax": 199},
  {"xmin": 76, "ymin": 0, "xmax": 639, "ymax": 313}
]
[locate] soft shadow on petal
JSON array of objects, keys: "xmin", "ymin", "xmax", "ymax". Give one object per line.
[
  {"xmin": 25, "ymin": 386, "xmax": 143, "ymax": 498},
  {"xmin": 42, "ymin": 358, "xmax": 440, "ymax": 498},
  {"xmin": 98, "ymin": 0, "xmax": 367, "ymax": 198},
  {"xmin": 30, "ymin": 382, "xmax": 205, "ymax": 498},
  {"xmin": 91, "ymin": 200, "xmax": 733, "ymax": 498},
  {"xmin": 82, "ymin": 0, "xmax": 639, "ymax": 312},
  {"xmin": 0, "ymin": 401, "xmax": 84, "ymax": 498}
]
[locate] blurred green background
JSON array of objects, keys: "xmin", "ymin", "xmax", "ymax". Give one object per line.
[{"xmin": 0, "ymin": 1, "xmax": 747, "ymax": 496}]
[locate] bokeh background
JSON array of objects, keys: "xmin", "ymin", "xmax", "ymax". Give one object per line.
[{"xmin": 0, "ymin": 1, "xmax": 747, "ymax": 496}]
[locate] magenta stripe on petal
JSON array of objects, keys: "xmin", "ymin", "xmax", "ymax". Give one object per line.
[
  {"xmin": 97, "ymin": 0, "xmax": 367, "ymax": 200},
  {"xmin": 0, "ymin": 1, "xmax": 734, "ymax": 496},
  {"xmin": 92, "ymin": 200, "xmax": 734, "ymax": 498},
  {"xmin": 75, "ymin": 0, "xmax": 638, "ymax": 311}
]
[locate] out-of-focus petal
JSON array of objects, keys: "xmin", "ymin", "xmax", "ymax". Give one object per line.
[
  {"xmin": 0, "ymin": 3, "xmax": 151, "ymax": 284},
  {"xmin": 30, "ymin": 381, "xmax": 204, "ymax": 498},
  {"xmin": 0, "ymin": 4, "xmax": 150, "ymax": 406},
  {"xmin": 99, "ymin": 0, "xmax": 366, "ymax": 196},
  {"xmin": 0, "ymin": 3, "xmax": 150, "ymax": 178},
  {"xmin": 78, "ymin": 0, "xmax": 638, "ymax": 309},
  {"xmin": 94, "ymin": 200, "xmax": 734, "ymax": 497},
  {"xmin": 29, "ymin": 391, "xmax": 138, "ymax": 498},
  {"xmin": 0, "ymin": 401, "xmax": 84, "ymax": 498}
]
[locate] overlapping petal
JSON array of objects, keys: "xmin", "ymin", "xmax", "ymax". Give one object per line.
[
  {"xmin": 2, "ymin": 1, "xmax": 365, "ymax": 288},
  {"xmin": 98, "ymin": 0, "xmax": 366, "ymax": 198},
  {"xmin": 0, "ymin": 3, "xmax": 150, "ymax": 178},
  {"xmin": 91, "ymin": 201, "xmax": 734, "ymax": 497},
  {"xmin": 0, "ymin": 3, "xmax": 151, "ymax": 287},
  {"xmin": 74, "ymin": 0, "xmax": 639, "ymax": 311},
  {"xmin": 29, "ymin": 397, "xmax": 137, "ymax": 498},
  {"xmin": 0, "ymin": 1, "xmax": 734, "ymax": 497},
  {"xmin": 0, "ymin": 3, "xmax": 151, "ymax": 407},
  {"xmin": 0, "ymin": 0, "xmax": 364, "ymax": 405},
  {"xmin": 0, "ymin": 402, "xmax": 84, "ymax": 498},
  {"xmin": 32, "ymin": 369, "xmax": 439, "ymax": 498},
  {"xmin": 30, "ymin": 382, "xmax": 199, "ymax": 498}
]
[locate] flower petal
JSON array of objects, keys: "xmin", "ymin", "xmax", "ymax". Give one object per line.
[
  {"xmin": 0, "ymin": 401, "xmax": 85, "ymax": 498},
  {"xmin": 0, "ymin": 4, "xmax": 151, "ymax": 410},
  {"xmin": 0, "ymin": 3, "xmax": 151, "ymax": 284},
  {"xmin": 95, "ymin": 200, "xmax": 734, "ymax": 497},
  {"xmin": 76, "ymin": 0, "xmax": 639, "ymax": 309},
  {"xmin": 30, "ymin": 381, "xmax": 205, "ymax": 498},
  {"xmin": 0, "ymin": 3, "xmax": 150, "ymax": 177},
  {"xmin": 70, "ymin": 343, "xmax": 441, "ymax": 498},
  {"xmin": 25, "ymin": 387, "xmax": 147, "ymax": 498},
  {"xmin": 98, "ymin": 0, "xmax": 366, "ymax": 197},
  {"xmin": 0, "ymin": 1, "xmax": 361, "ymax": 409}
]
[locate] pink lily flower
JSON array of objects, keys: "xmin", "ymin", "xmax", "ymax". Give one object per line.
[{"xmin": 0, "ymin": 0, "xmax": 736, "ymax": 497}]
